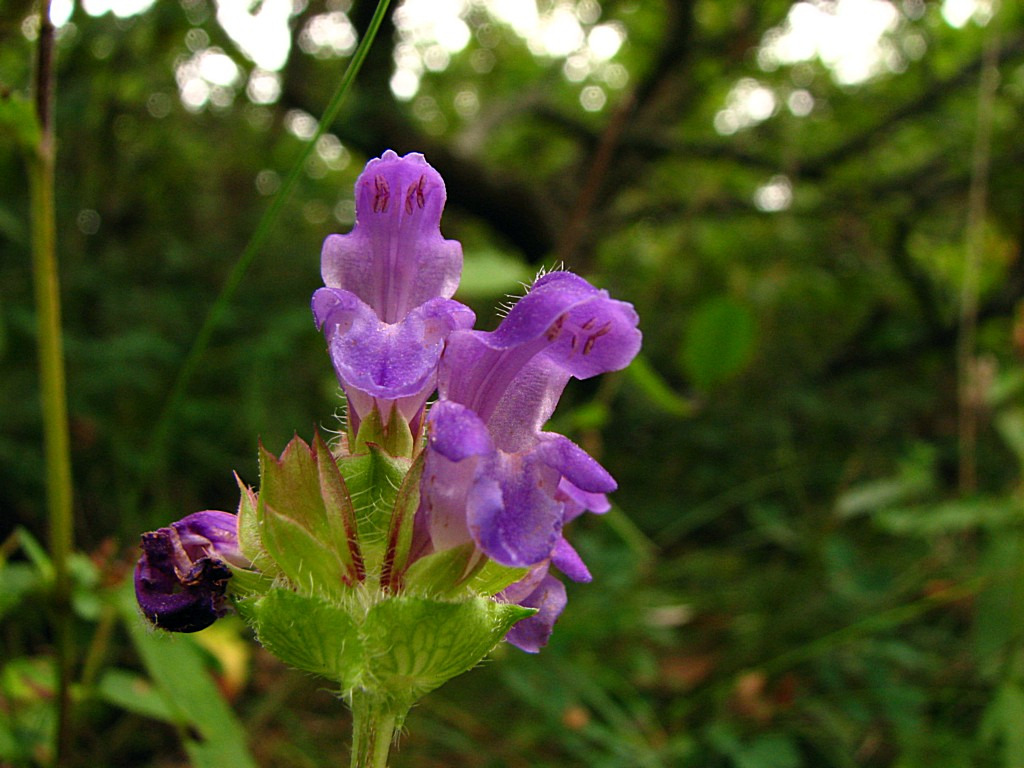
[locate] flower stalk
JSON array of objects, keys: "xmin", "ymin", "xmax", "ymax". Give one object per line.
[{"xmin": 349, "ymin": 691, "xmax": 404, "ymax": 768}]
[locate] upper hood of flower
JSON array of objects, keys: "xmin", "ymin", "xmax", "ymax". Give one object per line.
[
  {"xmin": 439, "ymin": 271, "xmax": 641, "ymax": 452},
  {"xmin": 321, "ymin": 150, "xmax": 463, "ymax": 324}
]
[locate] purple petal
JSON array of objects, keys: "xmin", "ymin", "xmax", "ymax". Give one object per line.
[
  {"xmin": 503, "ymin": 573, "xmax": 567, "ymax": 653},
  {"xmin": 421, "ymin": 443, "xmax": 483, "ymax": 553},
  {"xmin": 314, "ymin": 287, "xmax": 474, "ymax": 424},
  {"xmin": 427, "ymin": 400, "xmax": 493, "ymax": 462},
  {"xmin": 321, "ymin": 151, "xmax": 462, "ymax": 324},
  {"xmin": 551, "ymin": 537, "xmax": 592, "ymax": 583},
  {"xmin": 501, "ymin": 561, "xmax": 550, "ymax": 604},
  {"xmin": 479, "ymin": 355, "xmax": 571, "ymax": 453},
  {"xmin": 439, "ymin": 272, "xmax": 641, "ymax": 426},
  {"xmin": 489, "ymin": 273, "xmax": 612, "ymax": 346},
  {"xmin": 421, "ymin": 419, "xmax": 615, "ymax": 570},
  {"xmin": 172, "ymin": 510, "xmax": 247, "ymax": 566},
  {"xmin": 467, "ymin": 450, "xmax": 563, "ymax": 567},
  {"xmin": 438, "ymin": 335, "xmax": 567, "ymax": 451},
  {"xmin": 557, "ymin": 477, "xmax": 611, "ymax": 519},
  {"xmin": 420, "ymin": 402, "xmax": 496, "ymax": 554},
  {"xmin": 533, "ymin": 433, "xmax": 616, "ymax": 494}
]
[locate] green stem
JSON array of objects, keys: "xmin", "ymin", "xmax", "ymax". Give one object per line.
[
  {"xmin": 137, "ymin": 0, "xmax": 393, "ymax": 499},
  {"xmin": 956, "ymin": 12, "xmax": 1000, "ymax": 494},
  {"xmin": 80, "ymin": 602, "xmax": 118, "ymax": 689},
  {"xmin": 29, "ymin": 0, "xmax": 74, "ymax": 762},
  {"xmin": 349, "ymin": 691, "xmax": 405, "ymax": 768}
]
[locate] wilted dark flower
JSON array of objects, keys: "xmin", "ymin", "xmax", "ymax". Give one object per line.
[{"xmin": 134, "ymin": 510, "xmax": 248, "ymax": 633}]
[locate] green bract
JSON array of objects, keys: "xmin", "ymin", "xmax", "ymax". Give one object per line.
[
  {"xmin": 239, "ymin": 589, "xmax": 531, "ymax": 707},
  {"xmin": 227, "ymin": 412, "xmax": 533, "ymax": 716}
]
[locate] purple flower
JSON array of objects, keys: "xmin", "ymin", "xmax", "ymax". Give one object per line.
[
  {"xmin": 420, "ymin": 271, "xmax": 641, "ymax": 649},
  {"xmin": 312, "ymin": 151, "xmax": 474, "ymax": 433},
  {"xmin": 134, "ymin": 510, "xmax": 248, "ymax": 633}
]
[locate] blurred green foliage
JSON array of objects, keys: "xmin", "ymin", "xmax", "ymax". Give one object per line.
[{"xmin": 3, "ymin": 0, "xmax": 1024, "ymax": 765}]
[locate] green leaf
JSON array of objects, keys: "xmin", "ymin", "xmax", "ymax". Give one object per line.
[
  {"xmin": 707, "ymin": 724, "xmax": 800, "ymax": 768},
  {"xmin": 457, "ymin": 249, "xmax": 532, "ymax": 299},
  {"xmin": 680, "ymin": 296, "xmax": 756, "ymax": 390},
  {"xmin": 97, "ymin": 669, "xmax": 176, "ymax": 723},
  {"xmin": 995, "ymin": 407, "xmax": 1024, "ymax": 472},
  {"xmin": 736, "ymin": 734, "xmax": 801, "ymax": 768},
  {"xmin": 836, "ymin": 445, "xmax": 936, "ymax": 518},
  {"xmin": 234, "ymin": 473, "xmax": 265, "ymax": 566},
  {"xmin": 13, "ymin": 526, "xmax": 52, "ymax": 581},
  {"xmin": 0, "ymin": 201, "xmax": 28, "ymax": 245},
  {"xmin": 0, "ymin": 93, "xmax": 40, "ymax": 154},
  {"xmin": 119, "ymin": 584, "xmax": 258, "ymax": 768},
  {"xmin": 382, "ymin": 404, "xmax": 415, "ymax": 458},
  {"xmin": 875, "ymin": 498, "xmax": 1019, "ymax": 537},
  {"xmin": 313, "ymin": 431, "xmax": 363, "ymax": 580},
  {"xmin": 238, "ymin": 589, "xmax": 363, "ymax": 687},
  {"xmin": 225, "ymin": 562, "xmax": 274, "ymax": 597},
  {"xmin": 0, "ymin": 562, "xmax": 42, "ymax": 622},
  {"xmin": 353, "ymin": 406, "xmax": 386, "ymax": 454},
  {"xmin": 980, "ymin": 683, "xmax": 1024, "ymax": 768},
  {"xmin": 463, "ymin": 558, "xmax": 530, "ymax": 597},
  {"xmin": 625, "ymin": 354, "xmax": 693, "ymax": 416},
  {"xmin": 353, "ymin": 404, "xmax": 414, "ymax": 458},
  {"xmin": 974, "ymin": 527, "xmax": 1024, "ymax": 674},
  {"xmin": 0, "ymin": 718, "xmax": 22, "ymax": 763},
  {"xmin": 0, "ymin": 657, "xmax": 54, "ymax": 764},
  {"xmin": 1, "ymin": 656, "xmax": 54, "ymax": 701},
  {"xmin": 390, "ymin": 532, "xmax": 526, "ymax": 598},
  {"xmin": 362, "ymin": 596, "xmax": 534, "ymax": 703},
  {"xmin": 259, "ymin": 437, "xmax": 328, "ymax": 539},
  {"xmin": 988, "ymin": 368, "xmax": 1024, "ymax": 408}
]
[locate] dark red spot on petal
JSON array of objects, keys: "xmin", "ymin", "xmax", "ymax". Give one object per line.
[{"xmin": 373, "ymin": 175, "xmax": 390, "ymax": 213}]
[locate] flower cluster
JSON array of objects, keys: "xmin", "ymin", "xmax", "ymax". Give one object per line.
[{"xmin": 134, "ymin": 151, "xmax": 640, "ymax": 670}]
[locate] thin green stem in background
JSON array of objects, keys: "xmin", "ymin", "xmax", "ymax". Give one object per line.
[
  {"xmin": 29, "ymin": 0, "xmax": 75, "ymax": 762},
  {"xmin": 136, "ymin": 0, "xmax": 393, "ymax": 502}
]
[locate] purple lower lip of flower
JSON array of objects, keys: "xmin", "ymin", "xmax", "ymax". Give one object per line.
[
  {"xmin": 466, "ymin": 434, "xmax": 615, "ymax": 568},
  {"xmin": 134, "ymin": 510, "xmax": 246, "ymax": 633},
  {"xmin": 500, "ymin": 565, "xmax": 567, "ymax": 653},
  {"xmin": 313, "ymin": 289, "xmax": 474, "ymax": 429},
  {"xmin": 425, "ymin": 401, "xmax": 615, "ymax": 569},
  {"xmin": 550, "ymin": 536, "xmax": 591, "ymax": 583}
]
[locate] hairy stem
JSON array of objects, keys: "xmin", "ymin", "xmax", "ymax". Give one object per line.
[{"xmin": 349, "ymin": 690, "xmax": 404, "ymax": 768}]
